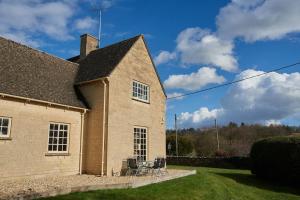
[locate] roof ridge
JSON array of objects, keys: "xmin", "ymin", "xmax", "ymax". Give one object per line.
[
  {"xmin": 67, "ymin": 35, "xmax": 143, "ymax": 61},
  {"xmin": 94, "ymin": 34, "xmax": 142, "ymax": 52},
  {"xmin": 75, "ymin": 34, "xmax": 142, "ymax": 83},
  {"xmin": 0, "ymin": 36, "xmax": 79, "ymax": 67}
]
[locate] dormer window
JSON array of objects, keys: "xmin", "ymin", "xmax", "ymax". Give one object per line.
[{"xmin": 132, "ymin": 80, "xmax": 149, "ymax": 103}]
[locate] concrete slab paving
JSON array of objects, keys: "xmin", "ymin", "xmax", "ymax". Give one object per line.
[{"xmin": 0, "ymin": 169, "xmax": 196, "ymax": 200}]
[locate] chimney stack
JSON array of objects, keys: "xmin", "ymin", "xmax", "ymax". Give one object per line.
[{"xmin": 80, "ymin": 34, "xmax": 98, "ymax": 59}]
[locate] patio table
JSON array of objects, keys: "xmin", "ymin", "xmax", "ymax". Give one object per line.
[{"xmin": 137, "ymin": 161, "xmax": 154, "ymax": 175}]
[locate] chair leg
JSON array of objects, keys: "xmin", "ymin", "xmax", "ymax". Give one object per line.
[{"xmin": 126, "ymin": 168, "xmax": 131, "ymax": 176}]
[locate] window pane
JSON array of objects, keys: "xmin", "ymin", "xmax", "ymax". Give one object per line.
[
  {"xmin": 0, "ymin": 118, "xmax": 2, "ymax": 126},
  {"xmin": 53, "ymin": 145, "xmax": 57, "ymax": 151},
  {"xmin": 54, "ymin": 124, "xmax": 58, "ymax": 130},
  {"xmin": 2, "ymin": 119, "xmax": 9, "ymax": 127},
  {"xmin": 59, "ymin": 131, "xmax": 64, "ymax": 137},
  {"xmin": 1, "ymin": 128, "xmax": 8, "ymax": 135},
  {"xmin": 50, "ymin": 124, "xmax": 54, "ymax": 130},
  {"xmin": 48, "ymin": 145, "xmax": 52, "ymax": 151},
  {"xmin": 62, "ymin": 145, "xmax": 67, "ymax": 151},
  {"xmin": 58, "ymin": 145, "xmax": 62, "ymax": 151}
]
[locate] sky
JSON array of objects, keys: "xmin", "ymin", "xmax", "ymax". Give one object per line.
[{"xmin": 1, "ymin": 0, "xmax": 300, "ymax": 129}]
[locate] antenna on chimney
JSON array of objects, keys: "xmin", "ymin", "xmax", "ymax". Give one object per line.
[
  {"xmin": 91, "ymin": 1, "xmax": 103, "ymax": 48},
  {"xmin": 98, "ymin": 9, "xmax": 102, "ymax": 48}
]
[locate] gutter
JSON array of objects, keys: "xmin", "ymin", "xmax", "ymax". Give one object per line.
[
  {"xmin": 0, "ymin": 92, "xmax": 88, "ymax": 111},
  {"xmin": 101, "ymin": 79, "xmax": 108, "ymax": 176},
  {"xmin": 79, "ymin": 109, "xmax": 87, "ymax": 175}
]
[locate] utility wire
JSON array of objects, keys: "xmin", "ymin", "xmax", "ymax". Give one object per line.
[{"xmin": 167, "ymin": 61, "xmax": 300, "ymax": 100}]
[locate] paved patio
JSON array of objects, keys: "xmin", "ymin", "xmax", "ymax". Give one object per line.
[{"xmin": 0, "ymin": 169, "xmax": 196, "ymax": 200}]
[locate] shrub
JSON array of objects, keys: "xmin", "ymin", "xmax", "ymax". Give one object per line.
[{"xmin": 250, "ymin": 136, "xmax": 300, "ymax": 185}]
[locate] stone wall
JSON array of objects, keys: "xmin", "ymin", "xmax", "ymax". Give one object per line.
[
  {"xmin": 0, "ymin": 98, "xmax": 83, "ymax": 179},
  {"xmin": 106, "ymin": 37, "xmax": 166, "ymax": 175},
  {"xmin": 167, "ymin": 156, "xmax": 251, "ymax": 170},
  {"xmin": 79, "ymin": 81, "xmax": 106, "ymax": 175}
]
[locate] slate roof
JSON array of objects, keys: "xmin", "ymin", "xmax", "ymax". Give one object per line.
[
  {"xmin": 73, "ymin": 35, "xmax": 141, "ymax": 83},
  {"xmin": 0, "ymin": 34, "xmax": 166, "ymax": 109},
  {"xmin": 0, "ymin": 36, "xmax": 87, "ymax": 109},
  {"xmin": 69, "ymin": 35, "xmax": 166, "ymax": 96}
]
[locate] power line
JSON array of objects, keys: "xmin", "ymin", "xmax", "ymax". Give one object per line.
[{"xmin": 167, "ymin": 61, "xmax": 300, "ymax": 100}]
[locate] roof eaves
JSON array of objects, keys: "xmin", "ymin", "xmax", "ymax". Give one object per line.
[{"xmin": 0, "ymin": 92, "xmax": 88, "ymax": 111}]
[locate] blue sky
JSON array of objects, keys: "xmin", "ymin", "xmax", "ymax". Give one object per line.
[{"xmin": 1, "ymin": 0, "xmax": 300, "ymax": 129}]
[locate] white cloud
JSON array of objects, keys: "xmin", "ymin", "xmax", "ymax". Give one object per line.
[
  {"xmin": 231, "ymin": 0, "xmax": 263, "ymax": 7},
  {"xmin": 179, "ymin": 107, "xmax": 224, "ymax": 127},
  {"xmin": 154, "ymin": 51, "xmax": 177, "ymax": 65},
  {"xmin": 265, "ymin": 119, "xmax": 281, "ymax": 126},
  {"xmin": 164, "ymin": 67, "xmax": 226, "ymax": 91},
  {"xmin": 100, "ymin": 0, "xmax": 116, "ymax": 10},
  {"xmin": 167, "ymin": 92, "xmax": 185, "ymax": 100},
  {"xmin": 114, "ymin": 32, "xmax": 130, "ymax": 38},
  {"xmin": 0, "ymin": 0, "xmax": 75, "ymax": 46},
  {"xmin": 178, "ymin": 70, "xmax": 300, "ymax": 127},
  {"xmin": 1, "ymin": 32, "xmax": 40, "ymax": 48},
  {"xmin": 176, "ymin": 28, "xmax": 238, "ymax": 72},
  {"xmin": 217, "ymin": 0, "xmax": 300, "ymax": 42},
  {"xmin": 74, "ymin": 17, "xmax": 97, "ymax": 31}
]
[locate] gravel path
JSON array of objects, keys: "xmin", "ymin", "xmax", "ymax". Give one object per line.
[{"xmin": 0, "ymin": 169, "xmax": 193, "ymax": 200}]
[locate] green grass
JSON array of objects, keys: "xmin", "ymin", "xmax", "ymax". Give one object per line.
[{"xmin": 41, "ymin": 166, "xmax": 300, "ymax": 200}]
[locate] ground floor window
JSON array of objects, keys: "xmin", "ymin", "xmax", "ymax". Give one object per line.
[
  {"xmin": 0, "ymin": 117, "xmax": 11, "ymax": 138},
  {"xmin": 134, "ymin": 127, "xmax": 147, "ymax": 162},
  {"xmin": 48, "ymin": 123, "xmax": 69, "ymax": 153}
]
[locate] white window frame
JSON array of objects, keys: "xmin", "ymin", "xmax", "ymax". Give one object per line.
[
  {"xmin": 0, "ymin": 116, "xmax": 12, "ymax": 138},
  {"xmin": 133, "ymin": 126, "xmax": 147, "ymax": 162},
  {"xmin": 47, "ymin": 122, "xmax": 70, "ymax": 153},
  {"xmin": 132, "ymin": 80, "xmax": 150, "ymax": 103}
]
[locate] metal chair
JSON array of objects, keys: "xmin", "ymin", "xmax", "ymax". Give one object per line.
[
  {"xmin": 126, "ymin": 158, "xmax": 142, "ymax": 176},
  {"xmin": 151, "ymin": 157, "xmax": 168, "ymax": 176}
]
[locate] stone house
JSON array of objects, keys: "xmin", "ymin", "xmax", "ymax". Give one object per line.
[{"xmin": 0, "ymin": 34, "xmax": 166, "ymax": 178}]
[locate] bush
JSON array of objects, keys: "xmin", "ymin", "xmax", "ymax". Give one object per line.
[{"xmin": 250, "ymin": 136, "xmax": 300, "ymax": 185}]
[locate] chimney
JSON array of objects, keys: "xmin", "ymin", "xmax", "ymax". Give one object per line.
[{"xmin": 80, "ymin": 34, "xmax": 98, "ymax": 59}]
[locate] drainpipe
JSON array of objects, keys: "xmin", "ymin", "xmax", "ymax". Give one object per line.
[
  {"xmin": 101, "ymin": 79, "xmax": 107, "ymax": 176},
  {"xmin": 79, "ymin": 109, "xmax": 87, "ymax": 175}
]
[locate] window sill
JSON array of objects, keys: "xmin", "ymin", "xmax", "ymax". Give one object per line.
[
  {"xmin": 0, "ymin": 137, "xmax": 12, "ymax": 140},
  {"xmin": 132, "ymin": 98, "xmax": 150, "ymax": 104},
  {"xmin": 45, "ymin": 153, "xmax": 70, "ymax": 156}
]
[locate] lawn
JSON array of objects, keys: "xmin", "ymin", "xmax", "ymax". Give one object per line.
[{"xmin": 41, "ymin": 166, "xmax": 300, "ymax": 200}]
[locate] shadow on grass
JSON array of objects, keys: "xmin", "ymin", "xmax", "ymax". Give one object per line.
[{"xmin": 214, "ymin": 172, "xmax": 300, "ymax": 196}]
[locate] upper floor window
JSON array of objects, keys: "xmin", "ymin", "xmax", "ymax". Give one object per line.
[
  {"xmin": 0, "ymin": 117, "xmax": 11, "ymax": 138},
  {"xmin": 132, "ymin": 80, "xmax": 149, "ymax": 103},
  {"xmin": 48, "ymin": 123, "xmax": 69, "ymax": 153}
]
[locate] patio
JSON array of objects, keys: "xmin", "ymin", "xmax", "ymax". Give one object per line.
[{"xmin": 0, "ymin": 169, "xmax": 196, "ymax": 200}]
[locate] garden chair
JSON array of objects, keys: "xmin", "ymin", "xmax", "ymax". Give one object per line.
[
  {"xmin": 151, "ymin": 157, "xmax": 167, "ymax": 176},
  {"xmin": 126, "ymin": 158, "xmax": 143, "ymax": 176}
]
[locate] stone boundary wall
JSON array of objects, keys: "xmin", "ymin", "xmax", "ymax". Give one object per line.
[{"xmin": 167, "ymin": 156, "xmax": 251, "ymax": 170}]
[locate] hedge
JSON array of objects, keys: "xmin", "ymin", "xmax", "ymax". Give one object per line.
[{"xmin": 250, "ymin": 136, "xmax": 300, "ymax": 185}]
